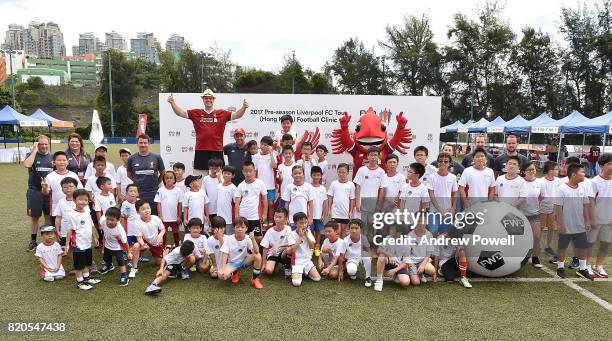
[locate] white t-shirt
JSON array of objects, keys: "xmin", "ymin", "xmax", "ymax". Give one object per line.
[
  {"xmin": 321, "ymin": 237, "xmax": 347, "ymax": 266},
  {"xmin": 84, "ymin": 162, "xmax": 116, "ymax": 180},
  {"xmin": 296, "ymin": 158, "xmax": 318, "ymax": 184},
  {"xmin": 220, "ymin": 235, "xmax": 254, "ymax": 263},
  {"xmin": 379, "ymin": 235, "xmax": 409, "ymax": 262},
  {"xmin": 164, "ymin": 246, "xmax": 200, "ymax": 265},
  {"xmin": 406, "ymin": 229, "xmax": 434, "ymax": 264},
  {"xmin": 540, "ymin": 176, "xmax": 561, "ymax": 212},
  {"xmin": 217, "ymin": 183, "xmax": 237, "ymax": 224},
  {"xmin": 120, "ymin": 200, "xmax": 139, "ymax": 236},
  {"xmin": 521, "ymin": 178, "xmax": 542, "ymax": 216},
  {"xmin": 84, "ymin": 173, "xmax": 117, "ymax": 197},
  {"xmin": 235, "ymin": 179, "xmax": 268, "ymax": 221},
  {"xmin": 354, "ymin": 165, "xmax": 387, "ymax": 198},
  {"xmin": 558, "ymin": 177, "xmax": 594, "ymax": 197},
  {"xmin": 205, "ymin": 235, "xmax": 228, "ymax": 267},
  {"xmin": 252, "ymin": 153, "xmax": 276, "ymax": 190},
  {"xmin": 176, "ymin": 179, "xmax": 188, "ymax": 193},
  {"xmin": 203, "ymin": 175, "xmax": 221, "ymax": 214},
  {"xmin": 433, "ymin": 242, "xmax": 457, "ymax": 267},
  {"xmin": 427, "ymin": 172, "xmax": 458, "ymax": 212},
  {"xmin": 591, "ymin": 175, "xmax": 612, "ymax": 225},
  {"xmin": 274, "ymin": 128, "xmax": 297, "ymax": 142},
  {"xmin": 134, "ymin": 215, "xmax": 165, "ymax": 246},
  {"xmin": 317, "ymin": 159, "xmax": 329, "ymax": 184},
  {"xmin": 94, "ymin": 192, "xmax": 116, "ymax": 215},
  {"xmin": 343, "ymin": 234, "xmax": 369, "ymax": 262},
  {"xmin": 116, "ymin": 165, "xmax": 132, "ymax": 200},
  {"xmin": 458, "ymin": 166, "xmax": 495, "ymax": 203},
  {"xmin": 277, "ymin": 162, "xmax": 298, "ymax": 196},
  {"xmin": 287, "ymin": 229, "xmax": 315, "ymax": 265},
  {"xmin": 494, "ymin": 175, "xmax": 526, "ymax": 205},
  {"xmin": 183, "ymin": 189, "xmax": 209, "ymax": 222},
  {"xmin": 554, "ymin": 182, "xmax": 590, "ymax": 234},
  {"xmin": 384, "ymin": 173, "xmax": 406, "ymax": 199},
  {"xmin": 154, "ymin": 186, "xmax": 184, "ymax": 222},
  {"xmin": 35, "ymin": 242, "xmax": 64, "ymax": 270},
  {"xmin": 68, "ymin": 209, "xmax": 94, "ymax": 250},
  {"xmin": 420, "ymin": 164, "xmax": 438, "ymax": 184},
  {"xmin": 310, "ymin": 184, "xmax": 327, "ymax": 220},
  {"xmin": 260, "ymin": 225, "xmax": 291, "ymax": 256},
  {"xmin": 45, "ymin": 170, "xmax": 82, "ymax": 214},
  {"xmin": 327, "ymin": 180, "xmax": 355, "ymax": 219},
  {"xmin": 184, "ymin": 234, "xmax": 207, "ymax": 256},
  {"xmin": 399, "ymin": 182, "xmax": 430, "ymax": 213},
  {"xmin": 53, "ymin": 198, "xmax": 77, "ymax": 237},
  {"xmin": 100, "ymin": 216, "xmax": 127, "ymax": 251},
  {"xmin": 282, "ymin": 182, "xmax": 314, "ymax": 223}
]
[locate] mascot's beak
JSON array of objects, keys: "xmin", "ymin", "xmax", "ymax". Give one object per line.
[{"xmin": 357, "ymin": 137, "xmax": 384, "ymax": 146}]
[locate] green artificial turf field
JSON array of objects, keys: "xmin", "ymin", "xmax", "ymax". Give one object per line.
[{"xmin": 0, "ymin": 143, "xmax": 609, "ymax": 340}]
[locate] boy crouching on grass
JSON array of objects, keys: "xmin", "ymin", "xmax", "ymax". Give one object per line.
[
  {"xmin": 35, "ymin": 225, "xmax": 65, "ymax": 282},
  {"xmin": 218, "ymin": 217, "xmax": 264, "ymax": 289},
  {"xmin": 287, "ymin": 212, "xmax": 321, "ymax": 287},
  {"xmin": 145, "ymin": 240, "xmax": 198, "ymax": 295},
  {"xmin": 433, "ymin": 233, "xmax": 472, "ymax": 288}
]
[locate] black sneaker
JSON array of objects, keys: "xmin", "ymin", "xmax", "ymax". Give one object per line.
[
  {"xmin": 569, "ymin": 257, "xmax": 580, "ymax": 269},
  {"xmin": 576, "ymin": 269, "xmax": 594, "ymax": 281},
  {"xmin": 26, "ymin": 240, "xmax": 37, "ymax": 252},
  {"xmin": 557, "ymin": 268, "xmax": 566, "ymax": 278},
  {"xmin": 100, "ymin": 263, "xmax": 115, "ymax": 274},
  {"xmin": 531, "ymin": 256, "xmax": 543, "ymax": 268},
  {"xmin": 119, "ymin": 273, "xmax": 129, "ymax": 287},
  {"xmin": 549, "ymin": 256, "xmax": 558, "ymax": 264},
  {"xmin": 364, "ymin": 277, "xmax": 372, "ymax": 288}
]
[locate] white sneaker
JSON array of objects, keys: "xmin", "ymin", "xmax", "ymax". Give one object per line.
[
  {"xmin": 587, "ymin": 265, "xmax": 595, "ymax": 277},
  {"xmin": 77, "ymin": 282, "xmax": 93, "ymax": 290},
  {"xmin": 594, "ymin": 266, "xmax": 608, "ymax": 278},
  {"xmin": 459, "ymin": 277, "xmax": 472, "ymax": 288},
  {"xmin": 129, "ymin": 268, "xmax": 138, "ymax": 278},
  {"xmin": 374, "ymin": 279, "xmax": 383, "ymax": 292}
]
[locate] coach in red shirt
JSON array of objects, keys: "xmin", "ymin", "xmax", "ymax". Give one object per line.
[{"xmin": 168, "ymin": 89, "xmax": 249, "ymax": 175}]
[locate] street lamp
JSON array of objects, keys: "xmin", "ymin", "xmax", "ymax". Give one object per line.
[
  {"xmin": 2, "ymin": 50, "xmax": 22, "ymax": 108},
  {"xmin": 381, "ymin": 56, "xmax": 386, "ymax": 95},
  {"xmin": 107, "ymin": 49, "xmax": 115, "ymax": 137}
]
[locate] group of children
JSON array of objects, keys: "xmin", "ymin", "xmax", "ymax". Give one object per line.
[{"xmin": 33, "ymin": 117, "xmax": 610, "ymax": 294}]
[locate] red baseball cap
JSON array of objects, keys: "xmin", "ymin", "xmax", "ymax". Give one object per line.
[{"xmin": 233, "ymin": 128, "xmax": 246, "ymax": 136}]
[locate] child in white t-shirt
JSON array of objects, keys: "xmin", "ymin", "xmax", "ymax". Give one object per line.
[
  {"xmin": 494, "ymin": 155, "xmax": 526, "ymax": 208},
  {"xmin": 251, "ymin": 136, "xmax": 277, "ymax": 226},
  {"xmin": 343, "ymin": 219, "xmax": 372, "ymax": 287},
  {"xmin": 205, "ymin": 216, "xmax": 229, "ymax": 279},
  {"xmin": 354, "ymin": 147, "xmax": 387, "ymax": 240},
  {"xmin": 217, "ymin": 166, "xmax": 238, "ymax": 235},
  {"xmin": 383, "ymin": 154, "xmax": 405, "ymax": 212},
  {"xmin": 41, "ymin": 151, "xmax": 82, "ymax": 222},
  {"xmin": 145, "ymin": 240, "xmax": 199, "ymax": 295},
  {"xmin": 183, "ymin": 218, "xmax": 209, "ymax": 275},
  {"xmin": 281, "ymin": 165, "xmax": 314, "ymax": 225},
  {"xmin": 182, "ymin": 175, "xmax": 210, "ymax": 230},
  {"xmin": 287, "ymin": 212, "xmax": 321, "ymax": 287},
  {"xmin": 234, "ymin": 161, "xmax": 268, "ymax": 240},
  {"xmin": 296, "ymin": 141, "xmax": 318, "ymax": 184},
  {"xmin": 277, "ymin": 145, "xmax": 298, "ymax": 209},
  {"xmin": 327, "ymin": 163, "xmax": 355, "ymax": 238},
  {"xmin": 121, "ymin": 184, "xmax": 140, "ymax": 246},
  {"xmin": 130, "ymin": 200, "xmax": 166, "ymax": 279},
  {"xmin": 35, "ymin": 225, "xmax": 65, "ymax": 282},
  {"xmin": 521, "ymin": 162, "xmax": 544, "ymax": 268},
  {"xmin": 173, "ymin": 162, "xmax": 188, "ymax": 193},
  {"xmin": 413, "ymin": 145, "xmax": 438, "ymax": 183},
  {"xmin": 84, "ymin": 156, "xmax": 117, "ymax": 198},
  {"xmin": 433, "ymin": 232, "xmax": 472, "ymax": 288},
  {"xmin": 458, "ymin": 147, "xmax": 495, "ymax": 208},
  {"xmin": 539, "ymin": 161, "xmax": 561, "ymax": 258},
  {"xmin": 99, "ymin": 207, "xmax": 130, "ymax": 286},
  {"xmin": 273, "ymin": 114, "xmax": 297, "ymax": 152},
  {"xmin": 319, "ymin": 222, "xmax": 347, "ymax": 281},
  {"xmin": 116, "ymin": 148, "xmax": 133, "ymax": 203},
  {"xmin": 587, "ymin": 154, "xmax": 611, "ymax": 278},
  {"xmin": 94, "ymin": 176, "xmax": 117, "ymax": 220},
  {"xmin": 405, "ymin": 222, "xmax": 435, "ymax": 285},
  {"xmin": 427, "ymin": 152, "xmax": 458, "ymax": 236},
  {"xmin": 203, "ymin": 158, "xmax": 223, "ymax": 224},
  {"xmin": 218, "ymin": 218, "xmax": 264, "ymax": 289},
  {"xmin": 399, "ymin": 163, "xmax": 430, "ymax": 228},
  {"xmin": 53, "ymin": 177, "xmax": 79, "ymax": 248},
  {"xmin": 155, "ymin": 171, "xmax": 183, "ymax": 248},
  {"xmin": 315, "ymin": 145, "xmax": 329, "ymax": 185},
  {"xmin": 260, "ymin": 207, "xmax": 292, "ymax": 277},
  {"xmin": 310, "ymin": 166, "xmax": 327, "ymax": 253}
]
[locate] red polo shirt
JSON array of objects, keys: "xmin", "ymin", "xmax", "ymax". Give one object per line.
[{"xmin": 187, "ymin": 108, "xmax": 232, "ymax": 151}]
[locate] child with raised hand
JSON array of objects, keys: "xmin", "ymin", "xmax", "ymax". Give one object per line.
[
  {"xmin": 260, "ymin": 207, "xmax": 292, "ymax": 277},
  {"xmin": 35, "ymin": 225, "xmax": 65, "ymax": 282},
  {"xmin": 99, "ymin": 207, "xmax": 131, "ymax": 286},
  {"xmin": 296, "ymin": 141, "xmax": 317, "ymax": 184},
  {"xmin": 155, "ymin": 170, "xmax": 183, "ymax": 248},
  {"xmin": 205, "ymin": 216, "xmax": 229, "ymax": 279},
  {"xmin": 319, "ymin": 221, "xmax": 347, "ymax": 281},
  {"xmin": 183, "ymin": 218, "xmax": 209, "ymax": 275},
  {"xmin": 287, "ymin": 212, "xmax": 320, "ymax": 287},
  {"xmin": 145, "ymin": 240, "xmax": 198, "ymax": 295},
  {"xmin": 252, "ymin": 136, "xmax": 277, "ymax": 226},
  {"xmin": 218, "ymin": 217, "xmax": 264, "ymax": 289}
]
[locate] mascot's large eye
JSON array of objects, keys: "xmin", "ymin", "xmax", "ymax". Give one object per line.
[
  {"xmin": 381, "ymin": 123, "xmax": 387, "ymax": 132},
  {"xmin": 355, "ymin": 123, "xmax": 361, "ymax": 132}
]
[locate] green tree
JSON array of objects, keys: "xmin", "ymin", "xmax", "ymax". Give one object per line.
[
  {"xmin": 26, "ymin": 76, "xmax": 45, "ymax": 90},
  {"xmin": 325, "ymin": 38, "xmax": 383, "ymax": 94},
  {"xmin": 234, "ymin": 68, "xmax": 277, "ymax": 93},
  {"xmin": 308, "ymin": 72, "xmax": 336, "ymax": 94},
  {"xmin": 275, "ymin": 55, "xmax": 310, "ymax": 94}
]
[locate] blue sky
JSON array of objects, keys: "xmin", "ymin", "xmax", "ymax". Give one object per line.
[{"xmin": 1, "ymin": 0, "xmax": 586, "ymax": 72}]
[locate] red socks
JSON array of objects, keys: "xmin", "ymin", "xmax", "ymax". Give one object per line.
[{"xmin": 459, "ymin": 258, "xmax": 467, "ymax": 278}]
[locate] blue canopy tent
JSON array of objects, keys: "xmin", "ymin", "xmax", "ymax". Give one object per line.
[
  {"xmin": 561, "ymin": 111, "xmax": 612, "ymax": 157},
  {"xmin": 30, "ymin": 108, "xmax": 61, "ymax": 126},
  {"xmin": 531, "ymin": 110, "xmax": 590, "ymax": 162},
  {"xmin": 0, "ymin": 105, "xmax": 46, "ymax": 157},
  {"xmin": 440, "ymin": 120, "xmax": 464, "ymax": 133},
  {"xmin": 458, "ymin": 118, "xmax": 489, "ymax": 133}
]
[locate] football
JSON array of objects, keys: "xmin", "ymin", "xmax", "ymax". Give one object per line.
[{"xmin": 451, "ymin": 201, "xmax": 533, "ymax": 277}]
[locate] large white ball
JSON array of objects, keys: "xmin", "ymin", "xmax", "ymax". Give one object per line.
[{"xmin": 450, "ymin": 201, "xmax": 533, "ymax": 277}]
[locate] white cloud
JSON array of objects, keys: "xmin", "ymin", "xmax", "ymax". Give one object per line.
[{"xmin": 0, "ymin": 0, "xmax": 589, "ymax": 71}]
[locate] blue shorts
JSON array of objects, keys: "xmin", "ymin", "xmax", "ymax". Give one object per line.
[
  {"xmin": 127, "ymin": 235, "xmax": 138, "ymax": 245},
  {"xmin": 228, "ymin": 257, "xmax": 248, "ymax": 270},
  {"xmin": 266, "ymin": 190, "xmax": 276, "ymax": 202},
  {"xmin": 427, "ymin": 214, "xmax": 451, "ymax": 234},
  {"xmin": 278, "ymin": 199, "xmax": 286, "ymax": 208},
  {"xmin": 311, "ymin": 219, "xmax": 324, "ymax": 232}
]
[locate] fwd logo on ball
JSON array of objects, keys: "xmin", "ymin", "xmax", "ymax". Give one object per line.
[
  {"xmin": 500, "ymin": 213, "xmax": 525, "ymax": 235},
  {"xmin": 477, "ymin": 251, "xmax": 505, "ymax": 270}
]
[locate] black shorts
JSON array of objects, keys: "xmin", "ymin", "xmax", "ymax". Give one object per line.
[
  {"xmin": 266, "ymin": 249, "xmax": 287, "ymax": 263},
  {"xmin": 73, "ymin": 248, "xmax": 93, "ymax": 270},
  {"xmin": 103, "ymin": 248, "xmax": 126, "ymax": 267},
  {"xmin": 384, "ymin": 262, "xmax": 408, "ymax": 275},
  {"xmin": 558, "ymin": 232, "xmax": 588, "ymax": 250},
  {"xmin": 26, "ymin": 189, "xmax": 50, "ymax": 218},
  {"xmin": 441, "ymin": 259, "xmax": 460, "ymax": 282},
  {"xmin": 332, "ymin": 218, "xmax": 350, "ymax": 225},
  {"xmin": 247, "ymin": 220, "xmax": 262, "ymax": 237},
  {"xmin": 194, "ymin": 150, "xmax": 224, "ymax": 171},
  {"xmin": 59, "ymin": 237, "xmax": 66, "ymax": 247},
  {"xmin": 164, "ymin": 263, "xmax": 183, "ymax": 278}
]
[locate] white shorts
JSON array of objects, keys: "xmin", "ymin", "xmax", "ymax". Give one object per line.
[
  {"xmin": 587, "ymin": 224, "xmax": 611, "ymax": 243},
  {"xmin": 345, "ymin": 258, "xmax": 360, "ymax": 268},
  {"xmin": 292, "ymin": 260, "xmax": 315, "ymax": 275},
  {"xmin": 539, "ymin": 201, "xmax": 554, "ymax": 214},
  {"xmin": 41, "ymin": 265, "xmax": 65, "ymax": 281}
]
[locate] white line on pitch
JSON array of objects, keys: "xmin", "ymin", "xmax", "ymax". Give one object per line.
[
  {"xmin": 469, "ymin": 277, "xmax": 611, "ymax": 282},
  {"xmin": 539, "ymin": 266, "xmax": 612, "ymax": 312}
]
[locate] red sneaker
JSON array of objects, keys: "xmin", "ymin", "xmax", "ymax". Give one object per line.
[
  {"xmin": 250, "ymin": 277, "xmax": 264, "ymax": 289},
  {"xmin": 231, "ymin": 271, "xmax": 241, "ymax": 284}
]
